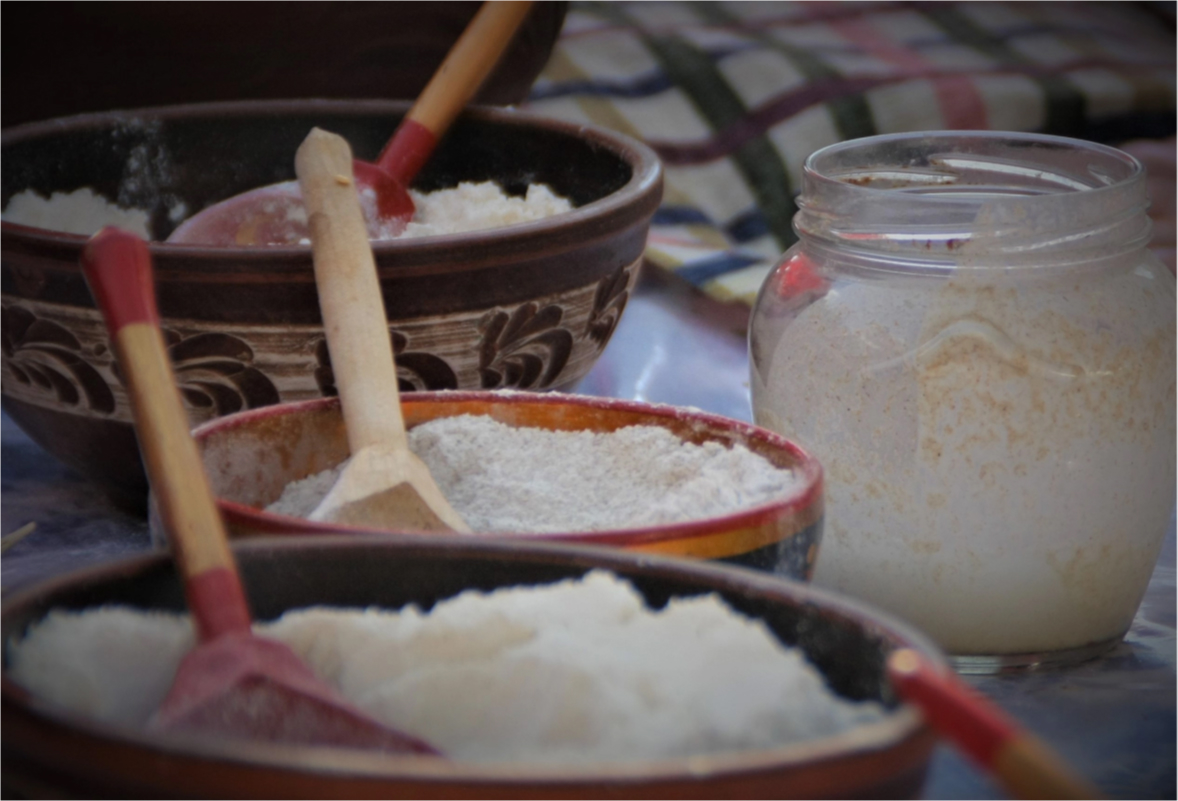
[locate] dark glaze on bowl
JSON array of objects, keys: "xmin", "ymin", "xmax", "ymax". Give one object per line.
[
  {"xmin": 1, "ymin": 101, "xmax": 662, "ymax": 510},
  {"xmin": 2, "ymin": 3, "xmax": 569, "ymax": 127},
  {"xmin": 1, "ymin": 536, "xmax": 940, "ymax": 799},
  {"xmin": 190, "ymin": 391, "xmax": 824, "ymax": 581}
]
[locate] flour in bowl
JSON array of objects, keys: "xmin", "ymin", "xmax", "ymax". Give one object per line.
[
  {"xmin": 304, "ymin": 179, "xmax": 573, "ymax": 242},
  {"xmin": 266, "ymin": 415, "xmax": 804, "ymax": 532},
  {"xmin": 5, "ymin": 180, "xmax": 570, "ymax": 242},
  {"xmin": 2, "ymin": 187, "xmax": 152, "ymax": 239},
  {"xmin": 6, "ymin": 571, "xmax": 886, "ymax": 763},
  {"xmin": 389, "ymin": 181, "xmax": 573, "ymax": 239}
]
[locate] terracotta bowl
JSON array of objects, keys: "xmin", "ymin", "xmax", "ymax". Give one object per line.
[
  {"xmin": 1, "ymin": 100, "xmax": 663, "ymax": 510},
  {"xmin": 1, "ymin": 536, "xmax": 941, "ymax": 799},
  {"xmin": 188, "ymin": 391, "xmax": 824, "ymax": 580}
]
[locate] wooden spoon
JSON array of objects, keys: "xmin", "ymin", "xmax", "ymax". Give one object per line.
[
  {"xmin": 887, "ymin": 648, "xmax": 1102, "ymax": 799},
  {"xmin": 167, "ymin": 1, "xmax": 535, "ymax": 246},
  {"xmin": 296, "ymin": 127, "xmax": 470, "ymax": 533},
  {"xmin": 80, "ymin": 227, "xmax": 439, "ymax": 753}
]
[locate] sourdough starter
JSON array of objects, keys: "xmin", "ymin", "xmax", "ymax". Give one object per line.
[{"xmin": 752, "ymin": 267, "xmax": 1175, "ymax": 655}]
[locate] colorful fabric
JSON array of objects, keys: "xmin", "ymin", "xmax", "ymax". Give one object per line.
[{"xmin": 523, "ymin": 1, "xmax": 1176, "ymax": 309}]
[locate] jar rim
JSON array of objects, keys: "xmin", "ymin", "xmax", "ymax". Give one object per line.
[
  {"xmin": 803, "ymin": 130, "xmax": 1143, "ymax": 198},
  {"xmin": 795, "ymin": 131, "xmax": 1151, "ymax": 266}
]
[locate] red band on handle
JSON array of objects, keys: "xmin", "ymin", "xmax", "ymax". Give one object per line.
[
  {"xmin": 186, "ymin": 566, "xmax": 254, "ymax": 641},
  {"xmin": 888, "ymin": 649, "xmax": 1017, "ymax": 767},
  {"xmin": 80, "ymin": 227, "xmax": 159, "ymax": 338},
  {"xmin": 374, "ymin": 118, "xmax": 439, "ymax": 187}
]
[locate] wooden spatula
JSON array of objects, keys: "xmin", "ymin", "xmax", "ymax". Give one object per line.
[
  {"xmin": 80, "ymin": 227, "xmax": 439, "ymax": 753},
  {"xmin": 296, "ymin": 127, "xmax": 471, "ymax": 533}
]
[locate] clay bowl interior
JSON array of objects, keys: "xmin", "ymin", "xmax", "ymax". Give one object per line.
[
  {"xmin": 190, "ymin": 391, "xmax": 825, "ymax": 581},
  {"xmin": 1, "ymin": 536, "xmax": 940, "ymax": 799},
  {"xmin": 1, "ymin": 100, "xmax": 662, "ymax": 510}
]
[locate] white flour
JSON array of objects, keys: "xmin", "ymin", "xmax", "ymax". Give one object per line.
[
  {"xmin": 389, "ymin": 181, "xmax": 572, "ymax": 239},
  {"xmin": 2, "ymin": 187, "xmax": 152, "ymax": 239},
  {"xmin": 4, "ymin": 180, "xmax": 569, "ymax": 242},
  {"xmin": 6, "ymin": 571, "xmax": 885, "ymax": 763},
  {"xmin": 267, "ymin": 415, "xmax": 803, "ymax": 532}
]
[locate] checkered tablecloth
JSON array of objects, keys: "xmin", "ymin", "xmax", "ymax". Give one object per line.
[{"xmin": 524, "ymin": 1, "xmax": 1176, "ymax": 308}]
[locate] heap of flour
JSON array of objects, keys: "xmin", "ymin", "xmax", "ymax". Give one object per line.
[
  {"xmin": 2, "ymin": 187, "xmax": 152, "ymax": 239},
  {"xmin": 393, "ymin": 181, "xmax": 572, "ymax": 239},
  {"xmin": 4, "ymin": 180, "xmax": 570, "ymax": 242},
  {"xmin": 267, "ymin": 415, "xmax": 804, "ymax": 532},
  {"xmin": 6, "ymin": 570, "xmax": 885, "ymax": 764}
]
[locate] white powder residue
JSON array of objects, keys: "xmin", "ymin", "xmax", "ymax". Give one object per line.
[
  {"xmin": 267, "ymin": 415, "xmax": 803, "ymax": 532},
  {"xmin": 6, "ymin": 571, "xmax": 885, "ymax": 763},
  {"xmin": 2, "ymin": 187, "xmax": 152, "ymax": 239}
]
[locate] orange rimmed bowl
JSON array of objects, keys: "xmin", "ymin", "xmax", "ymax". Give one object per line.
[{"xmin": 187, "ymin": 391, "xmax": 824, "ymax": 580}]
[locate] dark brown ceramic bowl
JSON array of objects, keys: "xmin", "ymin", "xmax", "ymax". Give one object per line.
[
  {"xmin": 1, "ymin": 100, "xmax": 663, "ymax": 510},
  {"xmin": 187, "ymin": 391, "xmax": 824, "ymax": 580},
  {"xmin": 1, "ymin": 536, "xmax": 941, "ymax": 799},
  {"xmin": 2, "ymin": 3, "xmax": 569, "ymax": 127}
]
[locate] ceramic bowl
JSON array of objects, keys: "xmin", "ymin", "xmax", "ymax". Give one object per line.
[
  {"xmin": 1, "ymin": 100, "xmax": 663, "ymax": 510},
  {"xmin": 1, "ymin": 536, "xmax": 940, "ymax": 799},
  {"xmin": 189, "ymin": 391, "xmax": 824, "ymax": 580},
  {"xmin": 3, "ymin": 3, "xmax": 569, "ymax": 127}
]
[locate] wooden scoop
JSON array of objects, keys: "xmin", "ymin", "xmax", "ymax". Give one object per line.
[
  {"xmin": 167, "ymin": 1, "xmax": 534, "ymax": 246},
  {"xmin": 80, "ymin": 227, "xmax": 438, "ymax": 754},
  {"xmin": 297, "ymin": 128, "xmax": 470, "ymax": 533},
  {"xmin": 887, "ymin": 648, "xmax": 1102, "ymax": 799}
]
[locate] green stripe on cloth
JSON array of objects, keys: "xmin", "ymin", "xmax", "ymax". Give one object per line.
[
  {"xmin": 919, "ymin": 4, "xmax": 1087, "ymax": 136},
  {"xmin": 692, "ymin": 1, "xmax": 878, "ymax": 143},
  {"xmin": 590, "ymin": 1, "xmax": 799, "ymax": 249}
]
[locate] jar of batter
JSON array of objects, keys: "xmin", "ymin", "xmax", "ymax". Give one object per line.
[{"xmin": 749, "ymin": 131, "xmax": 1175, "ymax": 671}]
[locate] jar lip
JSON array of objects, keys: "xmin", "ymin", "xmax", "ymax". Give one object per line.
[
  {"xmin": 795, "ymin": 131, "xmax": 1151, "ymax": 265},
  {"xmin": 803, "ymin": 130, "xmax": 1143, "ymax": 200}
]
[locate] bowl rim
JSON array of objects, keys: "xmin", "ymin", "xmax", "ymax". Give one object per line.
[
  {"xmin": 1, "ymin": 533, "xmax": 941, "ymax": 786},
  {"xmin": 0, "ymin": 98, "xmax": 664, "ymax": 265},
  {"xmin": 192, "ymin": 390, "xmax": 825, "ymax": 545}
]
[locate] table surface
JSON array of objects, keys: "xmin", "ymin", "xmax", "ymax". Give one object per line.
[{"xmin": 3, "ymin": 268, "xmax": 1174, "ymax": 799}]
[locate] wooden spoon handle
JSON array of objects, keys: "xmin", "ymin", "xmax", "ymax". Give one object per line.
[
  {"xmin": 375, "ymin": 0, "xmax": 535, "ymax": 184},
  {"xmin": 297, "ymin": 128, "xmax": 408, "ymax": 454},
  {"xmin": 81, "ymin": 229, "xmax": 252, "ymax": 641}
]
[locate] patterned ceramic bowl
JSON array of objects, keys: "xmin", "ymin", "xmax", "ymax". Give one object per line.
[
  {"xmin": 1, "ymin": 536, "xmax": 939, "ymax": 799},
  {"xmin": 1, "ymin": 101, "xmax": 662, "ymax": 510},
  {"xmin": 188, "ymin": 391, "xmax": 824, "ymax": 581}
]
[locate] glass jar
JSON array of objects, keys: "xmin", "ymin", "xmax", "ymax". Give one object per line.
[{"xmin": 749, "ymin": 131, "xmax": 1175, "ymax": 672}]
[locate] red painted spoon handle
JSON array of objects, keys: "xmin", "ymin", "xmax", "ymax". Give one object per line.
[
  {"xmin": 376, "ymin": 0, "xmax": 535, "ymax": 185},
  {"xmin": 887, "ymin": 649, "xmax": 1103, "ymax": 800},
  {"xmin": 80, "ymin": 228, "xmax": 252, "ymax": 642}
]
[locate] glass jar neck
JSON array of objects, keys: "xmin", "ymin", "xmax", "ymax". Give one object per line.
[{"xmin": 794, "ymin": 131, "xmax": 1152, "ymax": 271}]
